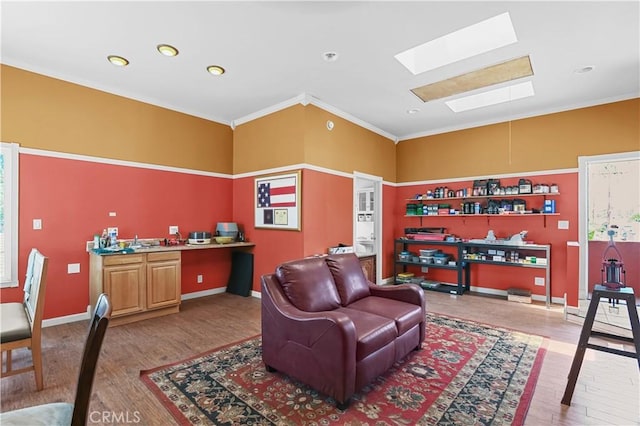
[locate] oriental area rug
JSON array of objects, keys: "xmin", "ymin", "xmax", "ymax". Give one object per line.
[{"xmin": 140, "ymin": 313, "xmax": 547, "ymax": 425}]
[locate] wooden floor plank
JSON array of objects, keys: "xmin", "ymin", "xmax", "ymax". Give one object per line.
[{"xmin": 1, "ymin": 291, "xmax": 638, "ymax": 425}]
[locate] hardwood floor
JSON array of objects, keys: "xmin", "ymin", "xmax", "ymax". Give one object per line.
[{"xmin": 1, "ymin": 291, "xmax": 638, "ymax": 425}]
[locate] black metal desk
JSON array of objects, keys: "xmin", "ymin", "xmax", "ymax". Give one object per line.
[{"xmin": 561, "ymin": 285, "xmax": 640, "ymax": 405}]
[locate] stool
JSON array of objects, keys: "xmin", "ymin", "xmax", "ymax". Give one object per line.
[{"xmin": 561, "ymin": 285, "xmax": 640, "ymax": 406}]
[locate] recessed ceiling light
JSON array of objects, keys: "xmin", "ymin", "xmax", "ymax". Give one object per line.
[
  {"xmin": 574, "ymin": 65, "xmax": 594, "ymax": 74},
  {"xmin": 395, "ymin": 12, "xmax": 518, "ymax": 75},
  {"xmin": 323, "ymin": 51, "xmax": 339, "ymax": 62},
  {"xmin": 407, "ymin": 108, "xmax": 420, "ymax": 114},
  {"xmin": 445, "ymin": 81, "xmax": 535, "ymax": 112},
  {"xmin": 107, "ymin": 55, "xmax": 129, "ymax": 67},
  {"xmin": 157, "ymin": 44, "xmax": 179, "ymax": 57},
  {"xmin": 206, "ymin": 65, "xmax": 225, "ymax": 76}
]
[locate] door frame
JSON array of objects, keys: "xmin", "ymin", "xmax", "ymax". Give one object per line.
[
  {"xmin": 353, "ymin": 171, "xmax": 383, "ymax": 284},
  {"xmin": 578, "ymin": 150, "xmax": 640, "ymax": 300}
]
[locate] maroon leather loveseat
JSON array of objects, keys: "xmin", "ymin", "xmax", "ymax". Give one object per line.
[{"xmin": 261, "ymin": 253, "xmax": 426, "ymax": 409}]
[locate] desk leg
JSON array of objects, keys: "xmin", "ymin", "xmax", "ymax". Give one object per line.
[
  {"xmin": 625, "ymin": 296, "xmax": 640, "ymax": 369},
  {"xmin": 561, "ymin": 292, "xmax": 602, "ymax": 405}
]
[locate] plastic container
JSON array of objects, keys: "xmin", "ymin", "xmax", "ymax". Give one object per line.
[
  {"xmin": 419, "ymin": 249, "xmax": 438, "ymax": 256},
  {"xmin": 398, "ymin": 251, "xmax": 411, "ymax": 261},
  {"xmin": 419, "ymin": 256, "xmax": 434, "ymax": 264}
]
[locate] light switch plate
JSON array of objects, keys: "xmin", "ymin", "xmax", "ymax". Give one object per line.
[
  {"xmin": 67, "ymin": 263, "xmax": 80, "ymax": 274},
  {"xmin": 558, "ymin": 220, "xmax": 569, "ymax": 230},
  {"xmin": 33, "ymin": 219, "xmax": 42, "ymax": 230},
  {"xmin": 534, "ymin": 277, "xmax": 545, "ymax": 286}
]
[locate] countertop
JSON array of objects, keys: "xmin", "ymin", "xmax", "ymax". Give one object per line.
[{"xmin": 91, "ymin": 241, "xmax": 255, "ymax": 255}]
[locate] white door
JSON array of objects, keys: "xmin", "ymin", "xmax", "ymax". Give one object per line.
[
  {"xmin": 577, "ymin": 151, "xmax": 639, "ymax": 326},
  {"xmin": 354, "ymin": 172, "xmax": 382, "ymax": 284}
]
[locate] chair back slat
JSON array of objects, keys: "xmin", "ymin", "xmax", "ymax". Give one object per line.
[
  {"xmin": 71, "ymin": 293, "xmax": 112, "ymax": 426},
  {"xmin": 22, "ymin": 249, "xmax": 48, "ymax": 333}
]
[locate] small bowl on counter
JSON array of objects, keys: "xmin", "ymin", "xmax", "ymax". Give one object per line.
[{"xmin": 214, "ymin": 236, "xmax": 235, "ymax": 244}]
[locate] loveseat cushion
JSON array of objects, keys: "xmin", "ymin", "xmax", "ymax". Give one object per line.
[
  {"xmin": 336, "ymin": 307, "xmax": 397, "ymax": 361},
  {"xmin": 348, "ymin": 296, "xmax": 423, "ymax": 336},
  {"xmin": 326, "ymin": 254, "xmax": 371, "ymax": 306},
  {"xmin": 276, "ymin": 257, "xmax": 341, "ymax": 312}
]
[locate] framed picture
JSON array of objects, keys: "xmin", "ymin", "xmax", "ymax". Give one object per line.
[{"xmin": 255, "ymin": 170, "xmax": 301, "ymax": 230}]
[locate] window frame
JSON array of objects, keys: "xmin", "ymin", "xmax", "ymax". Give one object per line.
[{"xmin": 1, "ymin": 142, "xmax": 19, "ymax": 288}]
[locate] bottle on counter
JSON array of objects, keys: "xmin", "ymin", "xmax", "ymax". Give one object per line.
[{"xmin": 98, "ymin": 229, "xmax": 107, "ymax": 249}]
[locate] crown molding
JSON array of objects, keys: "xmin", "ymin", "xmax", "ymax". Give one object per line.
[
  {"xmin": 398, "ymin": 93, "xmax": 639, "ymax": 142},
  {"xmin": 231, "ymin": 92, "xmax": 398, "ymax": 142}
]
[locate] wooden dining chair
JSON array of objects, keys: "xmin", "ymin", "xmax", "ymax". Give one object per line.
[
  {"xmin": 1, "ymin": 248, "xmax": 49, "ymax": 390},
  {"xmin": 0, "ymin": 293, "xmax": 112, "ymax": 426}
]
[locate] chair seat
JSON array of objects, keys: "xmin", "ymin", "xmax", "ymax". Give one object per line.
[
  {"xmin": 0, "ymin": 303, "xmax": 31, "ymax": 343},
  {"xmin": 0, "ymin": 402, "xmax": 73, "ymax": 425}
]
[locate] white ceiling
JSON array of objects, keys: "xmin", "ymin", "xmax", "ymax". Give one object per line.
[{"xmin": 2, "ymin": 1, "xmax": 639, "ymax": 141}]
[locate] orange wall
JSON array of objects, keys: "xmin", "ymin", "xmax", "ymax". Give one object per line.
[
  {"xmin": 232, "ymin": 105, "xmax": 306, "ymax": 174},
  {"xmin": 303, "ymin": 105, "xmax": 396, "ymax": 182},
  {"xmin": 396, "ymin": 99, "xmax": 640, "ymax": 182},
  {"xmin": 233, "ymin": 104, "xmax": 396, "ymax": 180},
  {"xmin": 232, "ymin": 104, "xmax": 396, "ymax": 288},
  {"xmin": 232, "ymin": 174, "xmax": 304, "ymax": 291},
  {"xmin": 394, "ymin": 172, "xmax": 579, "ymax": 302},
  {"xmin": 2, "ymin": 63, "xmax": 638, "ymax": 318},
  {"xmin": 1, "ymin": 65, "xmax": 233, "ymax": 173},
  {"xmin": 6, "ymin": 153, "xmax": 233, "ymax": 318}
]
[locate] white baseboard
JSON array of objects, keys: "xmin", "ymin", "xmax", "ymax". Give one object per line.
[
  {"xmin": 181, "ymin": 287, "xmax": 227, "ymax": 300},
  {"xmin": 42, "ymin": 311, "xmax": 90, "ymax": 328}
]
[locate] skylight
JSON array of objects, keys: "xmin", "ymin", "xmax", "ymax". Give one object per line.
[
  {"xmin": 445, "ymin": 81, "xmax": 535, "ymax": 112},
  {"xmin": 395, "ymin": 12, "xmax": 518, "ymax": 75}
]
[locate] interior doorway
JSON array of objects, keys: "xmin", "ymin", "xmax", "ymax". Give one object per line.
[
  {"xmin": 577, "ymin": 151, "xmax": 640, "ymax": 329},
  {"xmin": 353, "ymin": 172, "xmax": 382, "ymax": 284}
]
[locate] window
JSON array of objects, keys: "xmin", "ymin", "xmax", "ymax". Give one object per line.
[
  {"xmin": 1, "ymin": 142, "xmax": 19, "ymax": 288},
  {"xmin": 588, "ymin": 158, "xmax": 640, "ymax": 242}
]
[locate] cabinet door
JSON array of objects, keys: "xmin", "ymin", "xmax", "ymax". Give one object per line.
[
  {"xmin": 147, "ymin": 259, "xmax": 181, "ymax": 310},
  {"xmin": 104, "ymin": 263, "xmax": 146, "ymax": 317},
  {"xmin": 358, "ymin": 191, "xmax": 367, "ymax": 211},
  {"xmin": 359, "ymin": 255, "xmax": 376, "ymax": 284}
]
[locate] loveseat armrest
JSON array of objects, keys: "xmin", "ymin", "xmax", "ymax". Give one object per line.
[
  {"xmin": 261, "ymin": 274, "xmax": 358, "ymax": 403},
  {"xmin": 368, "ymin": 283, "xmax": 426, "ymax": 346},
  {"xmin": 368, "ymin": 283, "xmax": 425, "ymax": 308},
  {"xmin": 262, "ymin": 274, "xmax": 357, "ymax": 347}
]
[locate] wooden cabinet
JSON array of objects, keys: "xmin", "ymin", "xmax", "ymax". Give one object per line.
[
  {"xmin": 102, "ymin": 254, "xmax": 146, "ymax": 317},
  {"xmin": 358, "ymin": 254, "xmax": 376, "ymax": 284},
  {"xmin": 146, "ymin": 252, "xmax": 181, "ymax": 310},
  {"xmin": 90, "ymin": 251, "xmax": 181, "ymax": 325}
]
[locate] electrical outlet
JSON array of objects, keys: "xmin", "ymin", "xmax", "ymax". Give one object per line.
[
  {"xmin": 67, "ymin": 263, "xmax": 80, "ymax": 274},
  {"xmin": 558, "ymin": 220, "xmax": 569, "ymax": 230},
  {"xmin": 421, "ymin": 267, "xmax": 428, "ymax": 273},
  {"xmin": 534, "ymin": 277, "xmax": 545, "ymax": 286},
  {"xmin": 197, "ymin": 274, "xmax": 203, "ymax": 284},
  {"xmin": 169, "ymin": 226, "xmax": 179, "ymax": 235}
]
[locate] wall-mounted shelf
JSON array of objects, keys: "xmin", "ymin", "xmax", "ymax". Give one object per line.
[{"xmin": 405, "ymin": 192, "xmax": 560, "ymax": 202}]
